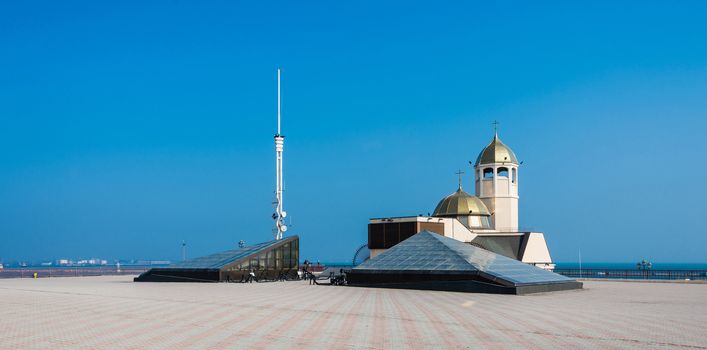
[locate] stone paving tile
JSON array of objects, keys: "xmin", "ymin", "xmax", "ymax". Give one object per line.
[{"xmin": 0, "ymin": 277, "xmax": 706, "ymax": 349}]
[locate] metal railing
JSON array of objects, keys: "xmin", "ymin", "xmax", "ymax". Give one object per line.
[
  {"xmin": 0, "ymin": 267, "xmax": 149, "ymax": 279},
  {"xmin": 554, "ymin": 268, "xmax": 707, "ymax": 280}
]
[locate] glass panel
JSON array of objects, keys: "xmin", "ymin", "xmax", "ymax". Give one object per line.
[
  {"xmin": 276, "ymin": 247, "xmax": 283, "ymax": 269},
  {"xmin": 481, "ymin": 216, "xmax": 491, "ymax": 228},
  {"xmin": 283, "ymin": 243, "xmax": 291, "ymax": 262},
  {"xmin": 258, "ymin": 253, "xmax": 268, "ymax": 270},
  {"xmin": 264, "ymin": 251, "xmax": 272, "ymax": 269},
  {"xmin": 166, "ymin": 237, "xmax": 294, "ymax": 269},
  {"xmin": 354, "ymin": 231, "xmax": 573, "ymax": 286},
  {"xmin": 456, "ymin": 216, "xmax": 469, "ymax": 227}
]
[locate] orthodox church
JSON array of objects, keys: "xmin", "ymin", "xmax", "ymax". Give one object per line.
[
  {"xmin": 367, "ymin": 131, "xmax": 554, "ymax": 269},
  {"xmin": 135, "ymin": 72, "xmax": 569, "ymax": 291}
]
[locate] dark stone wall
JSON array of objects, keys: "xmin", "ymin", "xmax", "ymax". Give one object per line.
[
  {"xmin": 134, "ymin": 268, "xmax": 220, "ymax": 282},
  {"xmin": 346, "ymin": 270, "xmax": 583, "ymax": 295}
]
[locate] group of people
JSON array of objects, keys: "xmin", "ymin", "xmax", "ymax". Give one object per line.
[
  {"xmin": 225, "ymin": 271, "xmax": 259, "ymax": 283},
  {"xmin": 221, "ymin": 259, "xmax": 331, "ymax": 284},
  {"xmin": 225, "ymin": 269, "xmax": 301, "ymax": 283}
]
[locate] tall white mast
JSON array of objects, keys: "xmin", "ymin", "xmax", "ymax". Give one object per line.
[{"xmin": 273, "ymin": 68, "xmax": 287, "ymax": 240}]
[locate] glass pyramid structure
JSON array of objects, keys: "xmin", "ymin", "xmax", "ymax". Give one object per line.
[
  {"xmin": 135, "ymin": 235, "xmax": 299, "ymax": 282},
  {"xmin": 348, "ymin": 231, "xmax": 581, "ymax": 294}
]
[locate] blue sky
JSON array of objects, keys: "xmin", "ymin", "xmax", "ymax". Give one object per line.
[{"xmin": 1, "ymin": 1, "xmax": 706, "ymax": 263}]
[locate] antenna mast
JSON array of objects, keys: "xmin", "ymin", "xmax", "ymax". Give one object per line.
[{"xmin": 273, "ymin": 68, "xmax": 287, "ymax": 240}]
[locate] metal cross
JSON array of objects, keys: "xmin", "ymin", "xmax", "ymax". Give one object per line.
[
  {"xmin": 455, "ymin": 169, "xmax": 465, "ymax": 189},
  {"xmin": 492, "ymin": 120, "xmax": 499, "ymax": 134}
]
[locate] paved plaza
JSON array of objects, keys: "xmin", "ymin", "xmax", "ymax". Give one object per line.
[{"xmin": 0, "ymin": 276, "xmax": 705, "ymax": 349}]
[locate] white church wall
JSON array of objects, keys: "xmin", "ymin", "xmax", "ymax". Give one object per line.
[
  {"xmin": 520, "ymin": 232, "xmax": 553, "ymax": 264},
  {"xmin": 491, "ymin": 197, "xmax": 518, "ymax": 232},
  {"xmin": 444, "ymin": 219, "xmax": 477, "ymax": 242},
  {"xmin": 495, "ymin": 177, "xmax": 510, "ymax": 196},
  {"xmin": 480, "ymin": 179, "xmax": 494, "ymax": 197}
]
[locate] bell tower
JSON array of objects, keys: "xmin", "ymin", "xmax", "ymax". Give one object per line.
[{"xmin": 474, "ymin": 127, "xmax": 519, "ymax": 232}]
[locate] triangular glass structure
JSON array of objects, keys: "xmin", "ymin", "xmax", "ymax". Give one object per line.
[
  {"xmin": 349, "ymin": 231, "xmax": 580, "ymax": 294},
  {"xmin": 167, "ymin": 239, "xmax": 286, "ymax": 270},
  {"xmin": 135, "ymin": 235, "xmax": 299, "ymax": 282}
]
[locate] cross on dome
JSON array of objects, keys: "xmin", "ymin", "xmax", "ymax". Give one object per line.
[{"xmin": 455, "ymin": 169, "xmax": 465, "ymax": 189}]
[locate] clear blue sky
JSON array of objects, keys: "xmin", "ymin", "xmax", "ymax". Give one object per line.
[{"xmin": 1, "ymin": 1, "xmax": 706, "ymax": 263}]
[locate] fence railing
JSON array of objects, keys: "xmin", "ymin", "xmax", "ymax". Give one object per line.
[
  {"xmin": 5, "ymin": 267, "xmax": 706, "ymax": 281},
  {"xmin": 554, "ymin": 268, "xmax": 707, "ymax": 280},
  {"xmin": 0, "ymin": 267, "xmax": 149, "ymax": 279}
]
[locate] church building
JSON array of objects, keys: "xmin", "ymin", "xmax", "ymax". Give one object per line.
[{"xmin": 367, "ymin": 131, "xmax": 554, "ymax": 269}]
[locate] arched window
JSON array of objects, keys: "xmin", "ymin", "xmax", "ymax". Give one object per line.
[
  {"xmin": 483, "ymin": 168, "xmax": 494, "ymax": 179},
  {"xmin": 497, "ymin": 167, "xmax": 509, "ymax": 177},
  {"xmin": 512, "ymin": 168, "xmax": 517, "ymax": 183}
]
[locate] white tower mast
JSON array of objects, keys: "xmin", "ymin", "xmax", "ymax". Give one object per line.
[{"xmin": 273, "ymin": 68, "xmax": 287, "ymax": 240}]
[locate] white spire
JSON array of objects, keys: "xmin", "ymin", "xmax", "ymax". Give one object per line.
[
  {"xmin": 277, "ymin": 68, "xmax": 281, "ymax": 135},
  {"xmin": 273, "ymin": 68, "xmax": 287, "ymax": 240}
]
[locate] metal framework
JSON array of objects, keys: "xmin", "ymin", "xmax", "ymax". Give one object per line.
[{"xmin": 352, "ymin": 243, "xmax": 370, "ymax": 266}]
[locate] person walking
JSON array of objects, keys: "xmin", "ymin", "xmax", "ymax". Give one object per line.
[{"xmin": 309, "ymin": 272, "xmax": 316, "ymax": 285}]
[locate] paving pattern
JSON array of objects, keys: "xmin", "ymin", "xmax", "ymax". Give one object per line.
[{"xmin": 0, "ymin": 276, "xmax": 705, "ymax": 349}]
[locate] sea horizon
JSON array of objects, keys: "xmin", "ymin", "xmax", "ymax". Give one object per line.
[{"xmin": 317, "ymin": 261, "xmax": 707, "ymax": 270}]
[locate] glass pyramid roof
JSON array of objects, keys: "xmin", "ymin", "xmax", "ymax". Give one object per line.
[
  {"xmin": 354, "ymin": 231, "xmax": 573, "ymax": 287},
  {"xmin": 165, "ymin": 235, "xmax": 297, "ymax": 270}
]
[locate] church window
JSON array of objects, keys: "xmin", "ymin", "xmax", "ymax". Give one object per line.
[
  {"xmin": 512, "ymin": 168, "xmax": 517, "ymax": 183},
  {"xmin": 483, "ymin": 168, "xmax": 494, "ymax": 179},
  {"xmin": 497, "ymin": 167, "xmax": 509, "ymax": 178},
  {"xmin": 468, "ymin": 216, "xmax": 481, "ymax": 227},
  {"xmin": 457, "ymin": 216, "xmax": 469, "ymax": 227}
]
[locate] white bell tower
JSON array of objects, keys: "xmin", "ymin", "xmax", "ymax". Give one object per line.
[{"xmin": 474, "ymin": 124, "xmax": 519, "ymax": 232}]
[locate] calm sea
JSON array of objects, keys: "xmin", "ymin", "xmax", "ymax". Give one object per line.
[
  {"xmin": 554, "ymin": 262, "xmax": 707, "ymax": 270},
  {"xmin": 324, "ymin": 262, "xmax": 707, "ymax": 270},
  {"xmin": 10, "ymin": 262, "xmax": 706, "ymax": 270}
]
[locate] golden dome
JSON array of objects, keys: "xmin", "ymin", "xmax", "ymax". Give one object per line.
[
  {"xmin": 432, "ymin": 187, "xmax": 491, "ymax": 217},
  {"xmin": 475, "ymin": 133, "xmax": 518, "ymax": 166}
]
